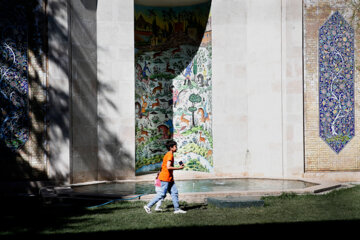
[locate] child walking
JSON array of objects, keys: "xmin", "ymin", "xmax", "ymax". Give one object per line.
[
  {"xmin": 154, "ymin": 172, "xmax": 164, "ymax": 211},
  {"xmin": 144, "ymin": 140, "xmax": 186, "ymax": 214}
]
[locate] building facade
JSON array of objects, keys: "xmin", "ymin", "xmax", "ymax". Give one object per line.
[{"xmin": 1, "ymin": 0, "xmax": 359, "ymax": 187}]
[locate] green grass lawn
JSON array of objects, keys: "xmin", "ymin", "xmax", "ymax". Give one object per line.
[{"xmin": 1, "ymin": 184, "xmax": 360, "ymax": 238}]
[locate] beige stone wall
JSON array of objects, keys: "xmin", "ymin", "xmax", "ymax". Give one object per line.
[
  {"xmin": 304, "ymin": 0, "xmax": 360, "ymax": 171},
  {"xmin": 213, "ymin": 0, "xmax": 304, "ymax": 178}
]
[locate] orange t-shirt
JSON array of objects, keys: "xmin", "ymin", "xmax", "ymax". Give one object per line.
[{"xmin": 158, "ymin": 151, "xmax": 174, "ymax": 182}]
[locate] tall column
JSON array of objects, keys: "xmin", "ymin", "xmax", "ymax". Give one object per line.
[{"xmin": 97, "ymin": 0, "xmax": 135, "ymax": 180}]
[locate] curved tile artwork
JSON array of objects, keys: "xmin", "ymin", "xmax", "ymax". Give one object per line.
[
  {"xmin": 0, "ymin": 3, "xmax": 29, "ymax": 151},
  {"xmin": 134, "ymin": 1, "xmax": 212, "ymax": 174},
  {"xmin": 319, "ymin": 11, "xmax": 355, "ymax": 153}
]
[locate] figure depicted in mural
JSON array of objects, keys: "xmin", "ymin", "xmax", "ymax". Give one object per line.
[
  {"xmin": 172, "ymin": 87, "xmax": 186, "ymax": 107},
  {"xmin": 152, "ymin": 82, "xmax": 163, "ymax": 95},
  {"xmin": 141, "ymin": 95, "xmax": 148, "ymax": 114},
  {"xmin": 165, "ymin": 119, "xmax": 174, "ymax": 135},
  {"xmin": 157, "ymin": 124, "xmax": 171, "ymax": 139},
  {"xmin": 144, "ymin": 140, "xmax": 186, "ymax": 214},
  {"xmin": 198, "ymin": 107, "xmax": 210, "ymax": 123},
  {"xmin": 142, "ymin": 62, "xmax": 151, "ymax": 79},
  {"xmin": 180, "ymin": 113, "xmax": 190, "ymax": 126},
  {"xmin": 165, "ymin": 62, "xmax": 176, "ymax": 75},
  {"xmin": 202, "ymin": 64, "xmax": 207, "ymax": 82},
  {"xmin": 136, "ymin": 63, "xmax": 142, "ymax": 79},
  {"xmin": 183, "ymin": 61, "xmax": 193, "ymax": 86}
]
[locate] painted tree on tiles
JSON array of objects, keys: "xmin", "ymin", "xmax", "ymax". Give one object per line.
[{"xmin": 188, "ymin": 93, "xmax": 201, "ymax": 127}]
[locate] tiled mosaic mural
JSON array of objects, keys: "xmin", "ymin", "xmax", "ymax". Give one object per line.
[
  {"xmin": 0, "ymin": 2, "xmax": 29, "ymax": 151},
  {"xmin": 134, "ymin": 1, "xmax": 212, "ymax": 173},
  {"xmin": 319, "ymin": 11, "xmax": 355, "ymax": 154}
]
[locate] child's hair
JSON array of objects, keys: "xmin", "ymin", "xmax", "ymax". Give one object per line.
[{"xmin": 165, "ymin": 140, "xmax": 177, "ymax": 150}]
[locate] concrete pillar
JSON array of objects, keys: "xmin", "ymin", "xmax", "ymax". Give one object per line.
[{"xmin": 97, "ymin": 0, "xmax": 135, "ymax": 180}]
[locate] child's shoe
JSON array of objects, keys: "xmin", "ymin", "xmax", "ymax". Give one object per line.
[
  {"xmin": 143, "ymin": 205, "xmax": 152, "ymax": 214},
  {"xmin": 174, "ymin": 209, "xmax": 186, "ymax": 214}
]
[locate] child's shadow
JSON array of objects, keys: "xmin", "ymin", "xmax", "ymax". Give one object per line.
[{"xmin": 162, "ymin": 201, "xmax": 207, "ymax": 212}]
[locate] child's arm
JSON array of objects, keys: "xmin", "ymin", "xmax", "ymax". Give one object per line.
[{"xmin": 166, "ymin": 160, "xmax": 184, "ymax": 170}]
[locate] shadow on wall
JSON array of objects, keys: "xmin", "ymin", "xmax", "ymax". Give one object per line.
[
  {"xmin": 69, "ymin": 0, "xmax": 134, "ymax": 183},
  {"xmin": 134, "ymin": 1, "xmax": 213, "ymax": 175},
  {"xmin": 0, "ymin": 0, "xmax": 133, "ymax": 189}
]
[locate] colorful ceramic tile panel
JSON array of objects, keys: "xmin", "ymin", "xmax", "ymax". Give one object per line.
[
  {"xmin": 319, "ymin": 11, "xmax": 354, "ymax": 153},
  {"xmin": 0, "ymin": 2, "xmax": 29, "ymax": 151},
  {"xmin": 134, "ymin": 1, "xmax": 212, "ymax": 173}
]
